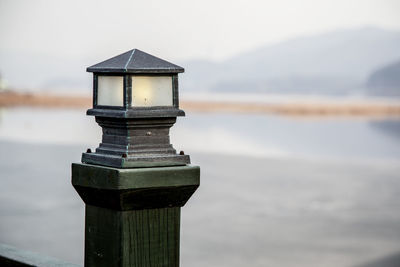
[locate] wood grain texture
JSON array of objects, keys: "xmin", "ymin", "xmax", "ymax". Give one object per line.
[
  {"xmin": 72, "ymin": 163, "xmax": 200, "ymax": 266},
  {"xmin": 85, "ymin": 206, "xmax": 180, "ymax": 267}
]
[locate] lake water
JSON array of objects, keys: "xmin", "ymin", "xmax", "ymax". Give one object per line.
[
  {"xmin": 1, "ymin": 108, "xmax": 400, "ymax": 161},
  {"xmin": 0, "ymin": 107, "xmax": 400, "ymax": 267}
]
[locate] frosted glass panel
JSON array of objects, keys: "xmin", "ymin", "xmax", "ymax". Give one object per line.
[
  {"xmin": 131, "ymin": 76, "xmax": 173, "ymax": 107},
  {"xmin": 97, "ymin": 76, "xmax": 124, "ymax": 106}
]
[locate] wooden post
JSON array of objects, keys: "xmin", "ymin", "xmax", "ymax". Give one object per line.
[{"xmin": 72, "ymin": 163, "xmax": 200, "ymax": 267}]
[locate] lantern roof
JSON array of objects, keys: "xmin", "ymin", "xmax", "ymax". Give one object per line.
[{"xmin": 87, "ymin": 49, "xmax": 184, "ymax": 74}]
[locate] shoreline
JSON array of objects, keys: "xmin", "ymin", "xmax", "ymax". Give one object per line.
[{"xmin": 1, "ymin": 91, "xmax": 400, "ymax": 118}]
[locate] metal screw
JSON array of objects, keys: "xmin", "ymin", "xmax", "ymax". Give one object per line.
[{"xmin": 146, "ymin": 131, "xmax": 152, "ymax": 136}]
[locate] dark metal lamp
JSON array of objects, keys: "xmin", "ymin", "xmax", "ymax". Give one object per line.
[{"xmin": 81, "ymin": 49, "xmax": 190, "ymax": 168}]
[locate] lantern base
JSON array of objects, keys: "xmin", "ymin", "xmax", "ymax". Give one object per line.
[{"xmin": 81, "ymin": 152, "xmax": 190, "ymax": 168}]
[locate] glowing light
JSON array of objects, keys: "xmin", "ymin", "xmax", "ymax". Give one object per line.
[{"xmin": 131, "ymin": 76, "xmax": 173, "ymax": 107}]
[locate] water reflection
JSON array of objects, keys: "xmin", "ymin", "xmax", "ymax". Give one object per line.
[
  {"xmin": 0, "ymin": 108, "xmax": 399, "ymax": 161},
  {"xmin": 369, "ymin": 120, "xmax": 400, "ymax": 141}
]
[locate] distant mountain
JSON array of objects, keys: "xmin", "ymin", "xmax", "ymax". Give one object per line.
[
  {"xmin": 181, "ymin": 27, "xmax": 400, "ymax": 95},
  {"xmin": 1, "ymin": 27, "xmax": 400, "ymax": 96},
  {"xmin": 0, "ymin": 50, "xmax": 94, "ymax": 93},
  {"xmin": 366, "ymin": 60, "xmax": 400, "ymax": 96}
]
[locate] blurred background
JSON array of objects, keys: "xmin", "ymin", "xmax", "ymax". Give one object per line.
[{"xmin": 1, "ymin": 0, "xmax": 400, "ymax": 266}]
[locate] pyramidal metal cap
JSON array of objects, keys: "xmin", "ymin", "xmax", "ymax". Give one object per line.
[{"xmin": 87, "ymin": 49, "xmax": 184, "ymax": 74}]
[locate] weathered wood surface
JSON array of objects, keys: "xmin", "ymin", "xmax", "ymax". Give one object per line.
[
  {"xmin": 0, "ymin": 243, "xmax": 80, "ymax": 267},
  {"xmin": 72, "ymin": 164, "xmax": 200, "ymax": 190},
  {"xmin": 85, "ymin": 206, "xmax": 180, "ymax": 267},
  {"xmin": 72, "ymin": 164, "xmax": 200, "ymax": 210},
  {"xmin": 72, "ymin": 163, "xmax": 200, "ymax": 267}
]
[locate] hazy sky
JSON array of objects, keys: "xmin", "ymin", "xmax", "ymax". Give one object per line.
[{"xmin": 1, "ymin": 0, "xmax": 400, "ymax": 62}]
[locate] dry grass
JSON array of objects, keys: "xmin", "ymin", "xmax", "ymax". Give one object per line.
[
  {"xmin": 1, "ymin": 91, "xmax": 400, "ymax": 118},
  {"xmin": 181, "ymin": 100, "xmax": 400, "ymax": 118},
  {"xmin": 0, "ymin": 91, "xmax": 91, "ymax": 109}
]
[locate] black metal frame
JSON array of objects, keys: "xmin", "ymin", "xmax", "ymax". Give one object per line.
[
  {"xmin": 93, "ymin": 73, "xmax": 125, "ymax": 110},
  {"xmin": 93, "ymin": 73, "xmax": 180, "ymax": 111}
]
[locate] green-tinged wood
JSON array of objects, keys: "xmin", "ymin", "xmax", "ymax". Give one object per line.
[
  {"xmin": 72, "ymin": 164, "xmax": 200, "ymax": 211},
  {"xmin": 72, "ymin": 164, "xmax": 200, "ymax": 190},
  {"xmin": 85, "ymin": 206, "xmax": 180, "ymax": 267},
  {"xmin": 72, "ymin": 163, "xmax": 200, "ymax": 267}
]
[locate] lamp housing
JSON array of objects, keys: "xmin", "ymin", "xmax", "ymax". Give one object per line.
[{"xmin": 81, "ymin": 49, "xmax": 190, "ymax": 168}]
